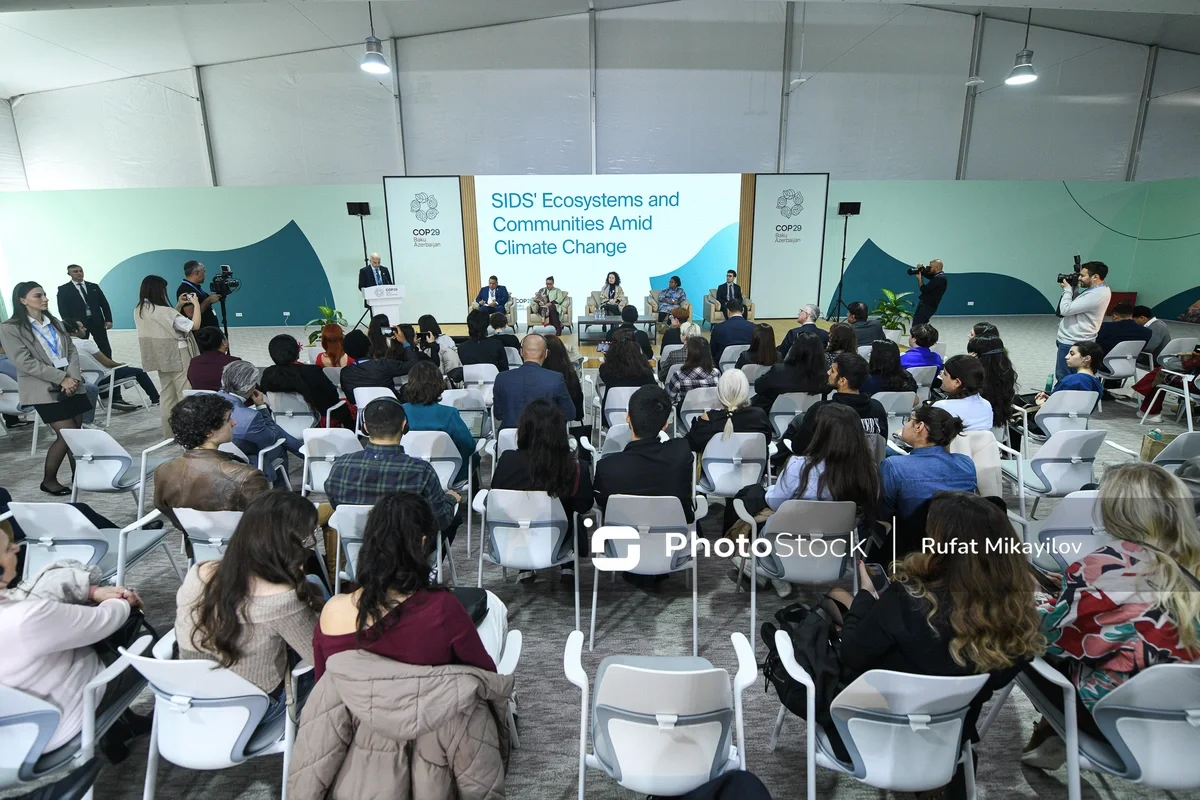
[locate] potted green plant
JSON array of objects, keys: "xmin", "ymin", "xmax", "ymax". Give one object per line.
[
  {"xmin": 872, "ymin": 288, "xmax": 914, "ymax": 342},
  {"xmin": 305, "ymin": 303, "xmax": 348, "ymax": 345}
]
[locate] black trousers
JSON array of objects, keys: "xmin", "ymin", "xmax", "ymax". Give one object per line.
[
  {"xmin": 652, "ymin": 770, "xmax": 772, "ymax": 800},
  {"xmin": 86, "ymin": 317, "xmax": 112, "ymax": 358},
  {"xmin": 912, "ymin": 304, "xmax": 936, "ymax": 328}
]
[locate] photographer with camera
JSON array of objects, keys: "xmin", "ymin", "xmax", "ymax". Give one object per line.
[
  {"xmin": 909, "ymin": 259, "xmax": 947, "ymax": 327},
  {"xmin": 177, "ymin": 260, "xmax": 224, "ymax": 330},
  {"xmin": 1053, "ymin": 261, "xmax": 1111, "ymax": 383}
]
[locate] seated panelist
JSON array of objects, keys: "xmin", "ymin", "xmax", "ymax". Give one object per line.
[{"xmin": 474, "ymin": 275, "xmax": 509, "ymax": 310}]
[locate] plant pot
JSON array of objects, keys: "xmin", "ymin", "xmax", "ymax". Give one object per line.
[{"xmin": 884, "ymin": 329, "xmax": 904, "ymax": 344}]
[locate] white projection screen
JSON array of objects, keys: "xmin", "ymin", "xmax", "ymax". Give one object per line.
[{"xmin": 382, "ymin": 176, "xmax": 469, "ymax": 324}]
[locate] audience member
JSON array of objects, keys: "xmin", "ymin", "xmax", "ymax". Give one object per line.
[
  {"xmin": 969, "ymin": 322, "xmax": 999, "ymax": 342},
  {"xmin": 934, "ymin": 355, "xmax": 994, "ymax": 432},
  {"xmin": 0, "ymin": 282, "xmax": 94, "ymax": 496},
  {"xmin": 315, "ymin": 323, "xmax": 354, "ymax": 368},
  {"xmin": 1131, "ymin": 305, "xmax": 1171, "ymax": 362},
  {"xmin": 154, "ymin": 393, "xmax": 271, "ymax": 533},
  {"xmin": 64, "ymin": 318, "xmax": 159, "ymax": 410},
  {"xmin": 488, "ymin": 312, "xmax": 522, "ymax": 351},
  {"xmin": 413, "ymin": 318, "xmax": 462, "ymax": 381},
  {"xmin": 175, "ymin": 491, "xmax": 322, "ymax": 723},
  {"xmin": 774, "ymin": 353, "xmax": 886, "ymax": 469},
  {"xmin": 457, "ymin": 308, "xmax": 509, "ymax": 373},
  {"xmin": 967, "ymin": 335, "xmax": 1018, "ymax": 429},
  {"xmin": 659, "ymin": 307, "xmax": 691, "ymax": 352},
  {"xmin": 1010, "ymin": 341, "xmax": 1103, "ymax": 448},
  {"xmin": 401, "ymin": 361, "xmax": 477, "ymax": 485},
  {"xmin": 1096, "ymin": 302, "xmax": 1151, "ymax": 356},
  {"xmin": 658, "ymin": 321, "xmax": 702, "ymax": 383},
  {"xmin": 667, "ymin": 335, "xmax": 720, "ymax": 406},
  {"xmin": 418, "ymin": 314, "xmax": 457, "ymax": 353},
  {"xmin": 687, "ymin": 370, "xmax": 772, "ymax": 454},
  {"xmin": 1023, "ymin": 463, "xmax": 1200, "ymax": 769},
  {"xmin": 777, "ymin": 304, "xmax": 828, "ymax": 354},
  {"xmin": 366, "ymin": 314, "xmax": 402, "ymax": 361},
  {"xmin": 655, "ymin": 275, "xmax": 688, "ymax": 323},
  {"xmin": 861, "ymin": 340, "xmax": 917, "ymax": 396},
  {"xmin": 710, "ymin": 299, "xmax": 754, "ymax": 362},
  {"xmin": 736, "ymin": 324, "xmax": 778, "ymax": 369},
  {"xmin": 751, "ymin": 332, "xmax": 828, "ymax": 412},
  {"xmin": 824, "ymin": 322, "xmax": 858, "ymax": 368},
  {"xmin": 543, "ymin": 335, "xmax": 585, "ymax": 428},
  {"xmin": 879, "ymin": 406, "xmax": 976, "ymax": 522},
  {"xmin": 900, "ymin": 324, "xmax": 943, "ymax": 370},
  {"xmin": 492, "ymin": 334, "xmax": 576, "ymax": 429},
  {"xmin": 491, "ymin": 400, "xmax": 594, "ymax": 583},
  {"xmin": 218, "ymin": 360, "xmax": 302, "ymax": 485},
  {"xmin": 846, "ymin": 301, "xmax": 885, "ymax": 345},
  {"xmin": 598, "ymin": 335, "xmax": 656, "ymax": 421},
  {"xmin": 133, "ymin": 274, "xmax": 202, "ymax": 437},
  {"xmin": 603, "ymin": 304, "xmax": 652, "ymax": 359},
  {"xmin": 337, "ymin": 329, "xmax": 409, "ymax": 404},
  {"xmin": 187, "ymin": 325, "xmax": 240, "ymax": 391},
  {"xmin": 260, "ymin": 334, "xmax": 353, "ymax": 428}
]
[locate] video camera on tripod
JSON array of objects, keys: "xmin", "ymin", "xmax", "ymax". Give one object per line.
[{"xmin": 210, "ymin": 264, "xmax": 240, "ymax": 296}]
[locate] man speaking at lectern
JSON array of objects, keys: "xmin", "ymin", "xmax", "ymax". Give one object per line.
[{"xmin": 358, "ymin": 253, "xmax": 393, "ymax": 308}]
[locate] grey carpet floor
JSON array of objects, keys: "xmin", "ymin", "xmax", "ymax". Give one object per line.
[{"xmin": 7, "ymin": 317, "xmax": 1200, "ymax": 800}]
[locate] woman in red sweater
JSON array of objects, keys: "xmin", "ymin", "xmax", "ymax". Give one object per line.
[{"xmin": 313, "ymin": 491, "xmax": 494, "ymax": 679}]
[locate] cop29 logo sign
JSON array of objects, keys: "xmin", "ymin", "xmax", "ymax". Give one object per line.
[
  {"xmin": 410, "ymin": 193, "xmax": 440, "ymax": 223},
  {"xmin": 776, "ymin": 189, "xmax": 804, "ymax": 218}
]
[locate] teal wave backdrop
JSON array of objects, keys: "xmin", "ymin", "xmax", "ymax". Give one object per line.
[{"xmin": 648, "ymin": 222, "xmax": 739, "ymax": 320}]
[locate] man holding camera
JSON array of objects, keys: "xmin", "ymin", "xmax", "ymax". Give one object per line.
[
  {"xmin": 911, "ymin": 259, "xmax": 947, "ymax": 327},
  {"xmin": 1054, "ymin": 261, "xmax": 1111, "ymax": 383},
  {"xmin": 176, "ymin": 260, "xmax": 223, "ymax": 330}
]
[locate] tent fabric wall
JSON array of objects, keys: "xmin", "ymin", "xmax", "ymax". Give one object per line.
[
  {"xmin": 1137, "ymin": 49, "xmax": 1200, "ymax": 181},
  {"xmin": 966, "ymin": 19, "xmax": 1148, "ymax": 180},
  {"xmin": 595, "ymin": 0, "xmax": 785, "ymax": 174},
  {"xmin": 0, "ymin": 99, "xmax": 26, "ymax": 191},
  {"xmin": 202, "ymin": 47, "xmax": 403, "ymax": 187},
  {"xmin": 12, "ymin": 70, "xmax": 208, "ymax": 190},
  {"xmin": 783, "ymin": 4, "xmax": 974, "ymax": 179},
  {"xmin": 396, "ymin": 15, "xmax": 590, "ymax": 175}
]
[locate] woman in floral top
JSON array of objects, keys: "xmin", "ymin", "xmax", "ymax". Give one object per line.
[
  {"xmin": 666, "ymin": 336, "xmax": 719, "ymax": 406},
  {"xmin": 1022, "ymin": 462, "xmax": 1200, "ymax": 769},
  {"xmin": 656, "ymin": 276, "xmax": 688, "ymax": 323}
]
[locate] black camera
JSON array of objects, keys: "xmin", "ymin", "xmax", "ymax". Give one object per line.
[
  {"xmin": 906, "ymin": 264, "xmax": 931, "ymax": 277},
  {"xmin": 210, "ymin": 264, "xmax": 240, "ymax": 296},
  {"xmin": 1057, "ymin": 255, "xmax": 1082, "ymax": 286}
]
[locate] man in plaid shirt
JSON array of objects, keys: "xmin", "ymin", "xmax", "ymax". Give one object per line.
[{"xmin": 326, "ymin": 398, "xmax": 461, "ymax": 540}]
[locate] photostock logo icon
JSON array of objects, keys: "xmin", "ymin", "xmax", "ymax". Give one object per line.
[
  {"xmin": 409, "ymin": 193, "xmax": 440, "ymax": 223},
  {"xmin": 587, "ymin": 519, "xmax": 641, "ymax": 572},
  {"xmin": 776, "ymin": 188, "xmax": 804, "ymax": 218}
]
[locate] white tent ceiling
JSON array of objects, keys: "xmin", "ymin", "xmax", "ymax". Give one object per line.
[{"xmin": 0, "ymin": 0, "xmax": 1197, "ymax": 98}]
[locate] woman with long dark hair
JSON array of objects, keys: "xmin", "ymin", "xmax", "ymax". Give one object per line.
[
  {"xmin": 934, "ymin": 355, "xmax": 993, "ymax": 431},
  {"xmin": 417, "ymin": 314, "xmax": 457, "ymax": 353},
  {"xmin": 491, "ymin": 399, "xmax": 594, "ymax": 583},
  {"xmin": 416, "ymin": 313, "xmax": 460, "ymax": 378},
  {"xmin": 544, "ymin": 335, "xmax": 585, "ymax": 425},
  {"xmin": 366, "ymin": 314, "xmax": 394, "ymax": 361},
  {"xmin": 132, "ymin": 274, "xmax": 202, "ymax": 437},
  {"xmin": 751, "ymin": 331, "xmax": 828, "ymax": 411},
  {"xmin": 259, "ymin": 334, "xmax": 352, "ymax": 428},
  {"xmin": 880, "ymin": 405, "xmax": 977, "ymax": 522},
  {"xmin": 313, "ymin": 491, "xmax": 495, "ymax": 678},
  {"xmin": 666, "ymin": 335, "xmax": 718, "ymax": 404},
  {"xmin": 736, "ymin": 324, "xmax": 778, "ymax": 369},
  {"xmin": 595, "ymin": 271, "xmax": 626, "ymax": 315},
  {"xmin": 825, "ymin": 322, "xmax": 858, "ymax": 368},
  {"xmin": 598, "ymin": 334, "xmax": 655, "ymax": 420},
  {"xmin": 861, "ymin": 340, "xmax": 917, "ymax": 396},
  {"xmin": 176, "ymin": 491, "xmax": 323, "ymax": 720},
  {"xmin": 967, "ymin": 335, "xmax": 1017, "ymax": 428}
]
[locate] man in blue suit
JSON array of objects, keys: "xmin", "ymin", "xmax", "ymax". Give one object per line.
[
  {"xmin": 475, "ymin": 275, "xmax": 509, "ymax": 311},
  {"xmin": 710, "ymin": 299, "xmax": 755, "ymax": 362},
  {"xmin": 492, "ymin": 334, "xmax": 576, "ymax": 429}
]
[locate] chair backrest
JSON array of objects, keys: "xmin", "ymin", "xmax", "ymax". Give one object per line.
[
  {"xmin": 174, "ymin": 509, "xmax": 242, "ymax": 562},
  {"xmin": 679, "ymin": 387, "xmax": 720, "ymax": 433},
  {"xmin": 756, "ymin": 499, "xmax": 857, "ymax": 583},
  {"xmin": 592, "ymin": 659, "xmax": 734, "ymax": 796},
  {"xmin": 948, "ymin": 430, "xmax": 1001, "ymax": 498},
  {"xmin": 601, "ymin": 423, "xmax": 634, "ymax": 458},
  {"xmin": 301, "ymin": 428, "xmax": 362, "ymax": 495},
  {"xmin": 8, "ymin": 503, "xmax": 107, "ymax": 580},
  {"xmin": 906, "ymin": 366, "xmax": 938, "ymax": 402},
  {"xmin": 463, "ymin": 363, "xmax": 500, "ymax": 389},
  {"xmin": 661, "ymin": 344, "xmax": 684, "ymax": 362},
  {"xmin": 494, "ymin": 427, "xmax": 518, "ymax": 462},
  {"xmin": 1159, "ymin": 338, "xmax": 1199, "ymax": 366},
  {"xmin": 1034, "ymin": 390, "xmax": 1096, "ymax": 437},
  {"xmin": 328, "ymin": 504, "xmax": 372, "ymax": 581},
  {"xmin": 1152, "ymin": 431, "xmax": 1200, "ymax": 473},
  {"xmin": 0, "ymin": 685, "xmax": 61, "ymax": 786},
  {"xmin": 718, "ymin": 345, "xmax": 750, "ymax": 372},
  {"xmin": 1091, "ymin": 663, "xmax": 1200, "ymax": 788},
  {"xmin": 182, "ymin": 389, "xmax": 216, "ymax": 397},
  {"xmin": 58, "ymin": 428, "xmax": 134, "ymax": 492},
  {"xmin": 265, "ymin": 391, "xmax": 318, "ymax": 440},
  {"xmin": 401, "ymin": 430, "xmax": 462, "ymax": 490},
  {"xmin": 306, "ymin": 348, "xmax": 324, "ymax": 364},
  {"xmin": 700, "ymin": 432, "xmax": 767, "ymax": 497},
  {"xmin": 1030, "ymin": 429, "xmax": 1107, "ymax": 497},
  {"xmin": 871, "ymin": 391, "xmax": 918, "ymax": 438},
  {"xmin": 865, "ymin": 433, "xmax": 887, "ymax": 465},
  {"xmin": 483, "ymin": 490, "xmax": 571, "ymax": 571},
  {"xmin": 76, "ymin": 348, "xmax": 107, "ymax": 382},
  {"xmin": 504, "ymin": 347, "xmax": 522, "ymax": 369},
  {"xmin": 856, "ymin": 345, "xmax": 873, "ymax": 360},
  {"xmin": 831, "ymin": 670, "xmax": 988, "ymax": 791},
  {"xmin": 740, "ymin": 363, "xmax": 769, "ymax": 391},
  {"xmin": 440, "ymin": 388, "xmax": 488, "ymax": 439},
  {"xmin": 602, "ymin": 386, "xmax": 639, "ymax": 429},
  {"xmin": 1032, "ymin": 490, "xmax": 1116, "ymax": 572},
  {"xmin": 930, "ymin": 342, "xmax": 948, "ymax": 358},
  {"xmin": 321, "ymin": 367, "xmax": 342, "ymax": 392},
  {"xmin": 664, "ymin": 363, "xmax": 683, "ymax": 387},
  {"xmin": 1099, "ymin": 340, "xmax": 1145, "ymax": 380},
  {"xmin": 768, "ymin": 392, "xmax": 823, "ymax": 439},
  {"xmin": 0, "ymin": 374, "xmax": 26, "ymax": 416},
  {"xmin": 602, "ymin": 495, "xmax": 693, "ymax": 575},
  {"xmin": 217, "ymin": 442, "xmax": 250, "ymax": 463}
]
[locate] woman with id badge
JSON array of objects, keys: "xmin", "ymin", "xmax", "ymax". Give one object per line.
[
  {"xmin": 0, "ymin": 282, "xmax": 92, "ymax": 495},
  {"xmin": 134, "ymin": 275, "xmax": 203, "ymax": 437}
]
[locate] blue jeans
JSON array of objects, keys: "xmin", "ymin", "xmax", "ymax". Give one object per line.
[{"xmin": 1054, "ymin": 341, "xmax": 1073, "ymax": 383}]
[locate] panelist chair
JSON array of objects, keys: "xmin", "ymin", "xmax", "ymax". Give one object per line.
[{"xmin": 527, "ymin": 291, "xmax": 573, "ymax": 334}]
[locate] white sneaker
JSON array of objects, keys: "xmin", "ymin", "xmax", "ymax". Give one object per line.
[
  {"xmin": 770, "ymin": 579, "xmax": 792, "ymax": 598},
  {"xmin": 1144, "ymin": 413, "xmax": 1163, "ymax": 423}
]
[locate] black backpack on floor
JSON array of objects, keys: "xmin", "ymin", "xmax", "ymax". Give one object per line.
[{"xmin": 760, "ymin": 602, "xmax": 841, "ymax": 730}]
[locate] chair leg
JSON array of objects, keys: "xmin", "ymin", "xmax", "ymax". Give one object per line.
[
  {"xmin": 692, "ymin": 558, "xmax": 698, "ymax": 657},
  {"xmin": 1029, "ymin": 496, "xmax": 1041, "ymax": 520},
  {"xmin": 446, "ymin": 546, "xmax": 458, "ymax": 586},
  {"xmin": 589, "ymin": 566, "xmax": 600, "ymax": 651},
  {"xmin": 31, "ymin": 415, "xmax": 39, "ymax": 456},
  {"xmin": 160, "ymin": 540, "xmax": 185, "ymax": 582},
  {"xmin": 573, "ymin": 546, "xmax": 581, "ymax": 632},
  {"xmin": 769, "ymin": 703, "xmax": 787, "ymax": 751},
  {"xmin": 477, "ymin": 517, "xmax": 485, "ymax": 589},
  {"xmin": 962, "ymin": 739, "xmax": 977, "ymax": 800},
  {"xmin": 142, "ymin": 713, "xmax": 160, "ymax": 800},
  {"xmin": 436, "ymin": 533, "xmax": 444, "ymax": 584}
]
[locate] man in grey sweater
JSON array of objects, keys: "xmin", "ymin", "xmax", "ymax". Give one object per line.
[
  {"xmin": 1054, "ymin": 261, "xmax": 1111, "ymax": 383},
  {"xmin": 1132, "ymin": 305, "xmax": 1172, "ymax": 364}
]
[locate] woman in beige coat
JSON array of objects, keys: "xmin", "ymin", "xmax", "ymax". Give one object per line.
[
  {"xmin": 0, "ymin": 281, "xmax": 92, "ymax": 495},
  {"xmin": 133, "ymin": 275, "xmax": 201, "ymax": 437}
]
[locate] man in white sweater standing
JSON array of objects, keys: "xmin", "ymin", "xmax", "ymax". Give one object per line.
[{"xmin": 1054, "ymin": 261, "xmax": 1111, "ymax": 383}]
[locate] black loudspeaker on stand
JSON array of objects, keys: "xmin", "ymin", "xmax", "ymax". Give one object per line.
[
  {"xmin": 830, "ymin": 201, "xmax": 861, "ymax": 323},
  {"xmin": 348, "ymin": 202, "xmax": 373, "ymax": 330}
]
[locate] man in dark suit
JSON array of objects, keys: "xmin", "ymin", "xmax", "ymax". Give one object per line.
[
  {"xmin": 358, "ymin": 253, "xmax": 394, "ymax": 309},
  {"xmin": 777, "ymin": 303, "xmax": 828, "ymax": 357},
  {"xmin": 475, "ymin": 275, "xmax": 509, "ymax": 311},
  {"xmin": 1097, "ymin": 302, "xmax": 1152, "ymax": 356},
  {"xmin": 176, "ymin": 260, "xmax": 222, "ymax": 330},
  {"xmin": 710, "ymin": 300, "xmax": 755, "ymax": 362},
  {"xmin": 846, "ymin": 301, "xmax": 885, "ymax": 345},
  {"xmin": 56, "ymin": 264, "xmax": 114, "ymax": 357},
  {"xmin": 491, "ymin": 334, "xmax": 575, "ymax": 429},
  {"xmin": 338, "ymin": 329, "xmax": 423, "ymax": 400},
  {"xmin": 714, "ymin": 270, "xmax": 745, "ymax": 320}
]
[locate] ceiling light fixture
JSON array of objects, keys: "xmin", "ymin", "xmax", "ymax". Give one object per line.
[
  {"xmin": 1005, "ymin": 9, "xmax": 1037, "ymax": 86},
  {"xmin": 361, "ymin": 2, "xmax": 390, "ymax": 75}
]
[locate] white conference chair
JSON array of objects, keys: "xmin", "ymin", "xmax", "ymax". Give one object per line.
[
  {"xmin": 402, "ymin": 429, "xmax": 482, "ymax": 562},
  {"xmin": 948, "ymin": 430, "xmax": 1003, "ymax": 499},
  {"xmin": 1104, "ymin": 430, "xmax": 1200, "ymax": 473},
  {"xmin": 352, "ymin": 387, "xmax": 396, "ymax": 436},
  {"xmin": 1000, "ymin": 429, "xmax": 1107, "ymax": 521},
  {"xmin": 767, "ymin": 392, "xmax": 823, "ymax": 439},
  {"xmin": 0, "ymin": 636, "xmax": 151, "ymax": 800},
  {"xmin": 300, "ymin": 428, "xmax": 362, "ymax": 497},
  {"xmin": 59, "ymin": 430, "xmax": 174, "ymax": 519},
  {"xmin": 440, "ymin": 388, "xmax": 489, "ymax": 441},
  {"xmin": 871, "ymin": 391, "xmax": 918, "ymax": 439},
  {"xmin": 773, "ymin": 628, "xmax": 988, "ymax": 800},
  {"xmin": 504, "ymin": 347, "xmax": 522, "ymax": 370},
  {"xmin": 463, "ymin": 363, "xmax": 500, "ymax": 408},
  {"xmin": 1142, "ymin": 369, "xmax": 1200, "ymax": 433},
  {"xmin": 906, "ymin": 366, "xmax": 938, "ymax": 403},
  {"xmin": 678, "ymin": 387, "xmax": 720, "ymax": 435},
  {"xmin": 321, "ymin": 367, "xmax": 344, "ymax": 398},
  {"xmin": 660, "ymin": 344, "xmax": 684, "ymax": 363},
  {"xmin": 305, "ymin": 347, "xmax": 324, "ymax": 364},
  {"xmin": 182, "ymin": 389, "xmax": 215, "ymax": 398},
  {"xmin": 1021, "ymin": 490, "xmax": 1116, "ymax": 574},
  {"xmin": 328, "ymin": 503, "xmax": 371, "ymax": 594},
  {"xmin": 473, "ymin": 489, "xmax": 581, "ymax": 630},
  {"xmin": 1016, "ymin": 659, "xmax": 1200, "ymax": 800},
  {"xmin": 697, "ymin": 433, "xmax": 768, "ymax": 509},
  {"xmin": 78, "ymin": 350, "xmax": 149, "ymax": 428},
  {"xmin": 856, "ymin": 345, "xmax": 873, "ymax": 360},
  {"xmin": 718, "ymin": 344, "xmax": 750, "ymax": 373},
  {"xmin": 1012, "ymin": 390, "xmax": 1097, "ymax": 459},
  {"xmin": 594, "ymin": 385, "xmax": 638, "ymax": 438},
  {"xmin": 564, "ymin": 630, "xmax": 756, "ymax": 799},
  {"xmin": 740, "ymin": 363, "xmax": 769, "ymax": 395},
  {"xmin": 0, "ymin": 374, "xmax": 37, "ymax": 448},
  {"xmin": 173, "ymin": 508, "xmax": 243, "ymax": 563},
  {"xmin": 931, "ymin": 341, "xmax": 949, "ymax": 359},
  {"xmin": 1139, "ymin": 337, "xmax": 1198, "ymax": 373},
  {"xmin": 220, "ymin": 438, "xmax": 291, "ymax": 490},
  {"xmin": 591, "ymin": 494, "xmax": 709, "ymax": 655},
  {"xmin": 265, "ymin": 391, "xmax": 317, "ymax": 440},
  {"xmin": 1096, "ymin": 340, "xmax": 1145, "ymax": 404},
  {"xmin": 123, "ymin": 629, "xmax": 309, "ymax": 800}
]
